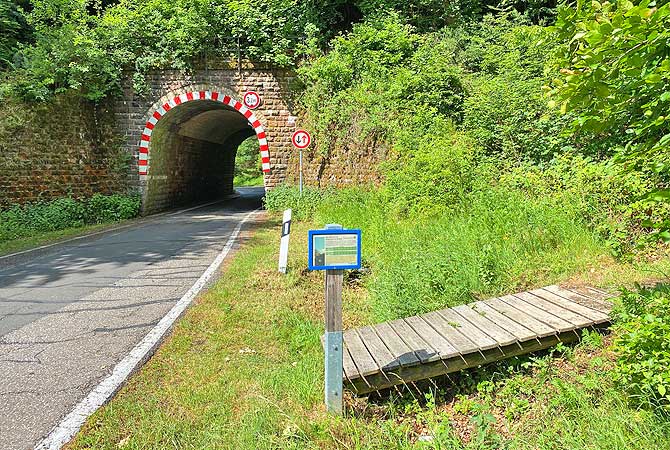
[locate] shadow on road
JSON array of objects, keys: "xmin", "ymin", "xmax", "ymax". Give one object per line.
[{"xmin": 0, "ymin": 187, "xmax": 265, "ymax": 337}]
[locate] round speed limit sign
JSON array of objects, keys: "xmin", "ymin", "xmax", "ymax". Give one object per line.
[
  {"xmin": 243, "ymin": 91, "xmax": 261, "ymax": 109},
  {"xmin": 292, "ymin": 130, "xmax": 311, "ymax": 149}
]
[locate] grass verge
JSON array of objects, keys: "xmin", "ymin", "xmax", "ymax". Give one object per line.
[
  {"xmin": 234, "ymin": 174, "xmax": 265, "ymax": 187},
  {"xmin": 67, "ymin": 214, "xmax": 670, "ymax": 449},
  {"xmin": 0, "ymin": 222, "xmax": 129, "ymax": 257}
]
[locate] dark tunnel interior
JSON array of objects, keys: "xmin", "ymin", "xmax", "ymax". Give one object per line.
[{"xmin": 143, "ymin": 100, "xmax": 259, "ymax": 214}]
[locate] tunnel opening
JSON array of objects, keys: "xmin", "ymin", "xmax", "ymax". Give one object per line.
[
  {"xmin": 139, "ymin": 93, "xmax": 269, "ymax": 215},
  {"xmin": 234, "ymin": 135, "xmax": 265, "ymax": 187}
]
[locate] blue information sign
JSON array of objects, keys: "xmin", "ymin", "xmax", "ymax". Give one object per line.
[{"xmin": 308, "ymin": 228, "xmax": 362, "ymax": 271}]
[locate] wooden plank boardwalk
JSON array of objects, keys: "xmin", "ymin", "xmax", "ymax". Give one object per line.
[{"xmin": 340, "ymin": 285, "xmax": 613, "ymax": 394}]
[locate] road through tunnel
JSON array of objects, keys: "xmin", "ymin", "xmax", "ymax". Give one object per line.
[{"xmin": 139, "ymin": 91, "xmax": 270, "ymax": 215}]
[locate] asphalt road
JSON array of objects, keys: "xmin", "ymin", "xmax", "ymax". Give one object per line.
[{"xmin": 0, "ymin": 187, "xmax": 264, "ymax": 450}]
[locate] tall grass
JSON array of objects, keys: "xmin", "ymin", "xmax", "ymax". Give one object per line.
[
  {"xmin": 320, "ymin": 187, "xmax": 602, "ymax": 321},
  {"xmin": 266, "ymin": 182, "xmax": 605, "ymax": 323}
]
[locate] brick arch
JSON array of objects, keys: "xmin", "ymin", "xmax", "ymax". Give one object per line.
[{"xmin": 138, "ymin": 90, "xmax": 271, "ymax": 178}]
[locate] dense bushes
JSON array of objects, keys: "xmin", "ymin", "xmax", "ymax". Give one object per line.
[
  {"xmin": 262, "ymin": 9, "xmax": 670, "ymax": 321},
  {"xmin": 497, "ymin": 154, "xmax": 669, "ymax": 255},
  {"xmin": 549, "ymin": 0, "xmax": 670, "ymax": 240},
  {"xmin": 0, "ymin": 0, "xmax": 31, "ymax": 70},
  {"xmin": 0, "ymin": 194, "xmax": 140, "ymax": 243},
  {"xmin": 382, "ymin": 122, "xmax": 480, "ymax": 215},
  {"xmin": 300, "ymin": 14, "xmax": 574, "ymax": 166},
  {"xmin": 613, "ymin": 285, "xmax": 670, "ymax": 412}
]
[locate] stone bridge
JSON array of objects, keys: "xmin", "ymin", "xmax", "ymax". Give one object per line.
[
  {"xmin": 114, "ymin": 66, "xmax": 296, "ymax": 214},
  {"xmin": 0, "ymin": 64, "xmax": 383, "ymax": 213}
]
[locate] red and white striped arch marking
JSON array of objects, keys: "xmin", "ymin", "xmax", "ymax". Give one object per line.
[{"xmin": 138, "ymin": 90, "xmax": 271, "ymax": 176}]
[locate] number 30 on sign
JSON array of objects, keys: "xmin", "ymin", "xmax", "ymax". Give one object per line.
[
  {"xmin": 243, "ymin": 91, "xmax": 261, "ymax": 109},
  {"xmin": 292, "ymin": 130, "xmax": 311, "ymax": 149}
]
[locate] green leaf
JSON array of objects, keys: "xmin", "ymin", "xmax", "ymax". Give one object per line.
[
  {"xmin": 659, "ymin": 384, "xmax": 667, "ymax": 396},
  {"xmin": 645, "ymin": 189, "xmax": 670, "ymax": 202},
  {"xmin": 645, "ymin": 73, "xmax": 662, "ymax": 83}
]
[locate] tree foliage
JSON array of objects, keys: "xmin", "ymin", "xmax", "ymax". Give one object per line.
[
  {"xmin": 0, "ymin": 0, "xmax": 31, "ymax": 70},
  {"xmin": 549, "ymin": 0, "xmax": 670, "ymax": 240},
  {"xmin": 2, "ymin": 0, "xmax": 563, "ymax": 101}
]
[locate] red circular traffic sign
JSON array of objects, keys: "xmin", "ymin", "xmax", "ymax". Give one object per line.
[
  {"xmin": 243, "ymin": 91, "xmax": 261, "ymax": 109},
  {"xmin": 292, "ymin": 130, "xmax": 311, "ymax": 149}
]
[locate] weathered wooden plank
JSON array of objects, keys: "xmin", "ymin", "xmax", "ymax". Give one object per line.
[
  {"xmin": 513, "ymin": 290, "xmax": 593, "ymax": 327},
  {"xmin": 346, "ymin": 327, "xmax": 608, "ymax": 394},
  {"xmin": 544, "ymin": 285, "xmax": 612, "ymax": 314},
  {"xmin": 343, "ymin": 345, "xmax": 359, "ymax": 381},
  {"xmin": 451, "ymin": 304, "xmax": 518, "ymax": 347},
  {"xmin": 529, "ymin": 288, "xmax": 609, "ymax": 323},
  {"xmin": 356, "ymin": 326, "xmax": 400, "ymax": 371},
  {"xmin": 436, "ymin": 308, "xmax": 499, "ymax": 350},
  {"xmin": 582, "ymin": 285, "xmax": 611, "ymax": 298},
  {"xmin": 566, "ymin": 285, "xmax": 613, "ymax": 303},
  {"xmin": 373, "ymin": 322, "xmax": 421, "ymax": 368},
  {"xmin": 405, "ymin": 315, "xmax": 461, "ymax": 360},
  {"xmin": 485, "ymin": 296, "xmax": 556, "ymax": 338},
  {"xmin": 470, "ymin": 301, "xmax": 537, "ymax": 342},
  {"xmin": 388, "ymin": 319, "xmax": 441, "ymax": 363},
  {"xmin": 422, "ymin": 310, "xmax": 481, "ymax": 354},
  {"xmin": 509, "ymin": 292, "xmax": 579, "ymax": 332},
  {"xmin": 343, "ymin": 329, "xmax": 380, "ymax": 377}
]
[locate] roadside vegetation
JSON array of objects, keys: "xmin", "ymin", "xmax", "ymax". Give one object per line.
[
  {"xmin": 233, "ymin": 136, "xmax": 264, "ymax": 187},
  {"xmin": 0, "ymin": 194, "xmax": 140, "ymax": 255},
  {"xmin": 2, "ymin": 0, "xmax": 670, "ymax": 447},
  {"xmin": 68, "ymin": 220, "xmax": 670, "ymax": 449}
]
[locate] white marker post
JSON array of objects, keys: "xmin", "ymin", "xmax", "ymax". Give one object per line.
[
  {"xmin": 278, "ymin": 209, "xmax": 292, "ymax": 274},
  {"xmin": 308, "ymin": 225, "xmax": 362, "ymax": 416}
]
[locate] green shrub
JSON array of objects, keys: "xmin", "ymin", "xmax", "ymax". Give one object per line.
[
  {"xmin": 234, "ymin": 137, "xmax": 263, "ymax": 187},
  {"xmin": 497, "ymin": 154, "xmax": 667, "ymax": 255},
  {"xmin": 263, "ymin": 185, "xmax": 330, "ymax": 220},
  {"xmin": 86, "ymin": 193, "xmax": 140, "ymax": 224},
  {"xmin": 462, "ymin": 75, "xmax": 571, "ymax": 160},
  {"xmin": 613, "ymin": 285, "xmax": 670, "ymax": 412},
  {"xmin": 0, "ymin": 194, "xmax": 140, "ymax": 243},
  {"xmin": 382, "ymin": 124, "xmax": 479, "ymax": 215},
  {"xmin": 299, "ymin": 15, "xmax": 465, "ymax": 156},
  {"xmin": 0, "ymin": 0, "xmax": 31, "ymax": 70}
]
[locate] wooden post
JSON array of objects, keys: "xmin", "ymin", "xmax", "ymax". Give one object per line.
[
  {"xmin": 324, "ymin": 268, "xmax": 343, "ymax": 415},
  {"xmin": 323, "ymin": 223, "xmax": 344, "ymax": 415}
]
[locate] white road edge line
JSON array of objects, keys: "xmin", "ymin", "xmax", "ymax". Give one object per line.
[
  {"xmin": 34, "ymin": 208, "xmax": 260, "ymax": 450},
  {"xmin": 0, "ymin": 196, "xmax": 234, "ymax": 261}
]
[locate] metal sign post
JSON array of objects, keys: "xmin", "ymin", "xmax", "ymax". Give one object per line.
[
  {"xmin": 291, "ymin": 130, "xmax": 311, "ymax": 195},
  {"xmin": 324, "ymin": 265, "xmax": 343, "ymax": 414},
  {"xmin": 308, "ymin": 224, "xmax": 362, "ymax": 416},
  {"xmin": 278, "ymin": 209, "xmax": 291, "ymax": 274}
]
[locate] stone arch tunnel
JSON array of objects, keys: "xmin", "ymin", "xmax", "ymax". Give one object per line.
[
  {"xmin": 138, "ymin": 91, "xmax": 269, "ymax": 214},
  {"xmin": 113, "ymin": 71, "xmax": 296, "ymax": 215}
]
